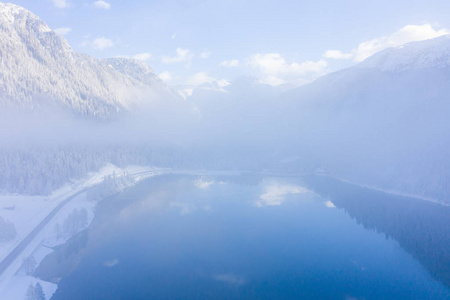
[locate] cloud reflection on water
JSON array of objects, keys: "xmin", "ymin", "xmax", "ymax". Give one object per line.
[
  {"xmin": 324, "ymin": 200, "xmax": 336, "ymax": 208},
  {"xmin": 256, "ymin": 181, "xmax": 311, "ymax": 207},
  {"xmin": 103, "ymin": 259, "xmax": 119, "ymax": 267},
  {"xmin": 212, "ymin": 273, "xmax": 247, "ymax": 286},
  {"xmin": 194, "ymin": 178, "xmax": 226, "ymax": 189}
]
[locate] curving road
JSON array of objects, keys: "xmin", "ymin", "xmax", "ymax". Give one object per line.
[
  {"xmin": 0, "ymin": 188, "xmax": 88, "ymax": 276},
  {"xmin": 0, "ymin": 170, "xmax": 163, "ymax": 279},
  {"xmin": 0, "ymin": 169, "xmax": 221, "ymax": 279}
]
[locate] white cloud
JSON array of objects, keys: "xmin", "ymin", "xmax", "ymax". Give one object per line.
[
  {"xmin": 54, "ymin": 27, "xmax": 72, "ymax": 36},
  {"xmin": 220, "ymin": 59, "xmax": 240, "ymax": 67},
  {"xmin": 158, "ymin": 71, "xmax": 172, "ymax": 82},
  {"xmin": 159, "ymin": 70, "xmax": 229, "ymax": 93},
  {"xmin": 322, "ymin": 24, "xmax": 449, "ymax": 63},
  {"xmin": 323, "ymin": 50, "xmax": 352, "ymax": 60},
  {"xmin": 93, "ymin": 0, "xmax": 111, "ymax": 9},
  {"xmin": 184, "ymin": 72, "xmax": 215, "ymax": 86},
  {"xmin": 250, "ymin": 53, "xmax": 328, "ymax": 86},
  {"xmin": 353, "ymin": 24, "xmax": 449, "ymax": 62},
  {"xmin": 200, "ymin": 51, "xmax": 211, "ymax": 59},
  {"xmin": 216, "ymin": 79, "xmax": 231, "ymax": 88},
  {"xmin": 162, "ymin": 48, "xmax": 194, "ymax": 65},
  {"xmin": 133, "ymin": 53, "xmax": 152, "ymax": 61},
  {"xmin": 178, "ymin": 88, "xmax": 194, "ymax": 99},
  {"xmin": 52, "ymin": 0, "xmax": 69, "ymax": 8},
  {"xmin": 92, "ymin": 37, "xmax": 114, "ymax": 50}
]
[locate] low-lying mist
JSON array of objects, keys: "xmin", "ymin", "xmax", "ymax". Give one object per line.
[{"xmin": 2, "ymin": 68, "xmax": 450, "ymax": 202}]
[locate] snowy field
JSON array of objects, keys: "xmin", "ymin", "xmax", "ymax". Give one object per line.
[{"xmin": 0, "ymin": 164, "xmax": 165, "ymax": 300}]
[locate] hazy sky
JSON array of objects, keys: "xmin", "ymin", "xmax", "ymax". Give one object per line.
[{"xmin": 8, "ymin": 0, "xmax": 450, "ymax": 87}]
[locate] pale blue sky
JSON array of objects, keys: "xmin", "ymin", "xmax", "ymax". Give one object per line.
[{"xmin": 8, "ymin": 0, "xmax": 450, "ymax": 87}]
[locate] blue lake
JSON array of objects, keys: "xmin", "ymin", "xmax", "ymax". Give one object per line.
[{"xmin": 39, "ymin": 175, "xmax": 450, "ymax": 299}]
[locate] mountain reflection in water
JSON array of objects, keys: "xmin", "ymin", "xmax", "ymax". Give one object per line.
[
  {"xmin": 36, "ymin": 174, "xmax": 450, "ymax": 299},
  {"xmin": 303, "ymin": 175, "xmax": 450, "ymax": 289}
]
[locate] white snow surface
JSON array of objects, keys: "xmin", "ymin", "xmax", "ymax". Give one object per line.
[
  {"xmin": 0, "ymin": 2, "xmax": 172, "ymax": 118},
  {"xmin": 0, "ymin": 163, "xmax": 166, "ymax": 299},
  {"xmin": 281, "ymin": 35, "xmax": 450, "ymax": 203},
  {"xmin": 358, "ymin": 34, "xmax": 450, "ymax": 71}
]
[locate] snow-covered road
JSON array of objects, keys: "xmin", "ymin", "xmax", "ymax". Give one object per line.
[
  {"xmin": 0, "ymin": 188, "xmax": 88, "ymax": 277},
  {"xmin": 0, "ymin": 164, "xmax": 167, "ymax": 299}
]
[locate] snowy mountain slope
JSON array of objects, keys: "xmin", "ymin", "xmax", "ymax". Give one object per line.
[
  {"xmin": 283, "ymin": 35, "xmax": 450, "ymax": 203},
  {"xmin": 0, "ymin": 3, "xmax": 171, "ymax": 118},
  {"xmin": 104, "ymin": 58, "xmax": 162, "ymax": 89},
  {"xmin": 358, "ymin": 34, "xmax": 450, "ymax": 71}
]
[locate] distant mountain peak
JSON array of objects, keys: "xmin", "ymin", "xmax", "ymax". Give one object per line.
[
  {"xmin": 0, "ymin": 2, "xmax": 172, "ymax": 119},
  {"xmin": 358, "ymin": 34, "xmax": 450, "ymax": 71},
  {"xmin": 0, "ymin": 2, "xmax": 39, "ymax": 23},
  {"xmin": 105, "ymin": 57, "xmax": 161, "ymax": 87},
  {"xmin": 0, "ymin": 3, "xmax": 57, "ymax": 39}
]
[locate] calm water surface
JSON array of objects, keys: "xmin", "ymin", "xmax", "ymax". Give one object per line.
[{"xmin": 38, "ymin": 175, "xmax": 450, "ymax": 299}]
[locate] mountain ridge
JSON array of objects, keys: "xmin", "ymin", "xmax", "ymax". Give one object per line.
[
  {"xmin": 357, "ymin": 34, "xmax": 450, "ymax": 71},
  {"xmin": 281, "ymin": 34, "xmax": 450, "ymax": 203},
  {"xmin": 0, "ymin": 2, "xmax": 171, "ymax": 119}
]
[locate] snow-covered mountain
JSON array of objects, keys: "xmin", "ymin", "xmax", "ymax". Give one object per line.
[
  {"xmin": 0, "ymin": 3, "xmax": 171, "ymax": 118},
  {"xmin": 104, "ymin": 57, "xmax": 171, "ymax": 92},
  {"xmin": 283, "ymin": 35, "xmax": 450, "ymax": 203},
  {"xmin": 357, "ymin": 34, "xmax": 450, "ymax": 71}
]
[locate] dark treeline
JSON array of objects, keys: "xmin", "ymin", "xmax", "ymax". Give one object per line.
[
  {"xmin": 0, "ymin": 141, "xmax": 315, "ymax": 196},
  {"xmin": 0, "ymin": 145, "xmax": 182, "ymax": 195},
  {"xmin": 303, "ymin": 175, "xmax": 450, "ymax": 289}
]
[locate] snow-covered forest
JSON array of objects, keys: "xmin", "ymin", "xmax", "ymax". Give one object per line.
[
  {"xmin": 1, "ymin": 1, "xmax": 450, "ymax": 300},
  {"xmin": 0, "ymin": 2, "xmax": 449, "ymax": 204}
]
